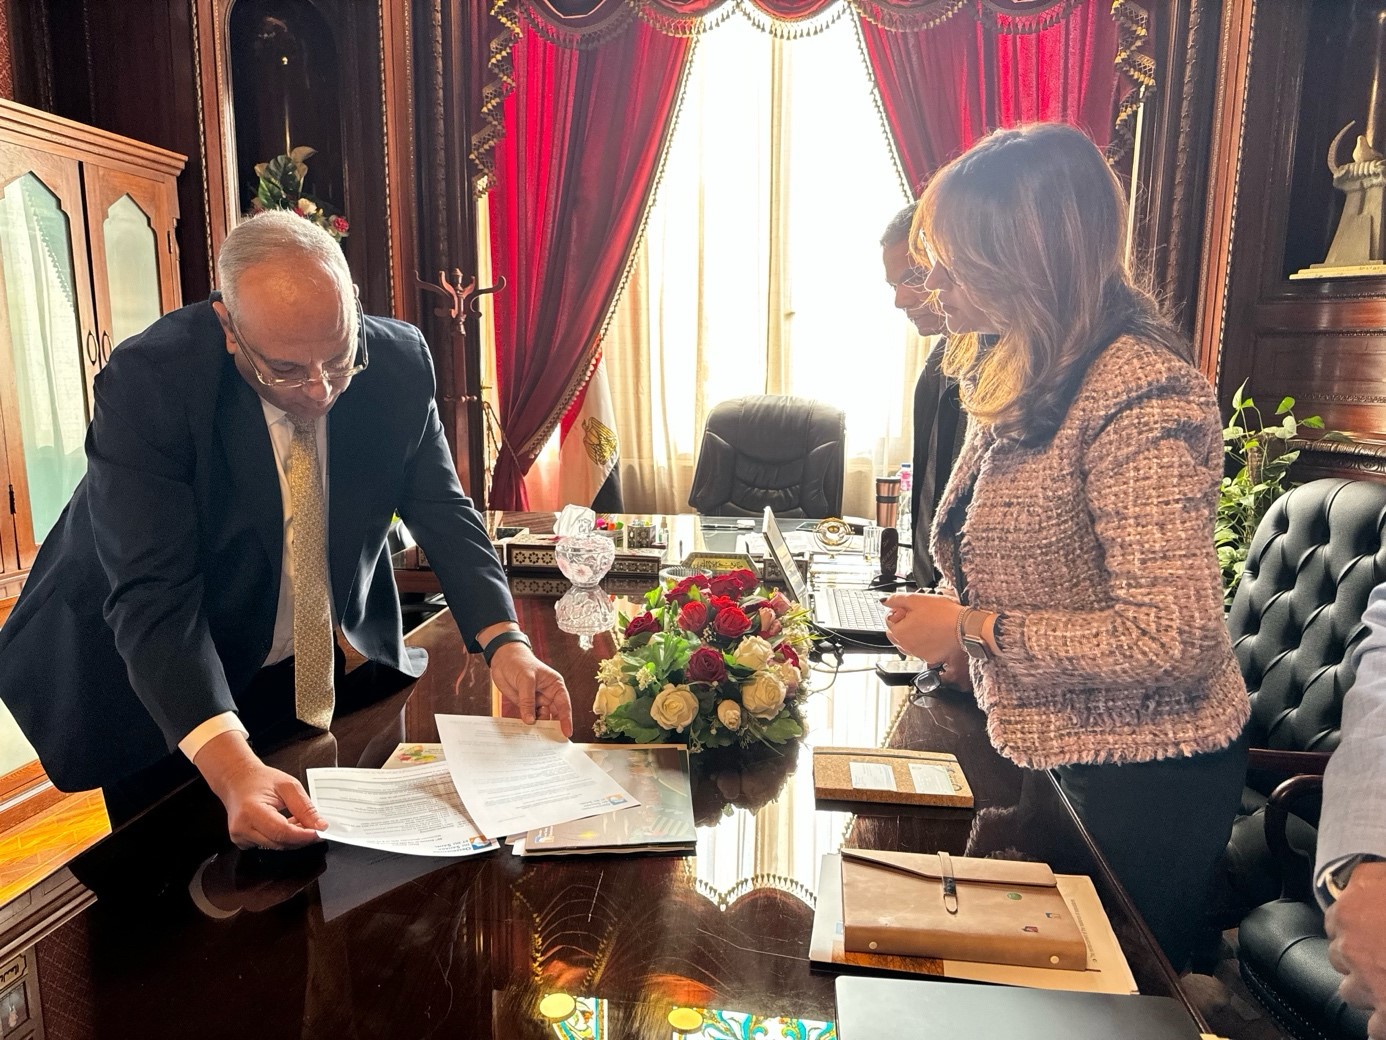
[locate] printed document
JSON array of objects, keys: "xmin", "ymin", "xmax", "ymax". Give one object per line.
[
  {"xmin": 306, "ymin": 760, "xmax": 498, "ymax": 857},
  {"xmin": 435, "ymin": 715, "xmax": 641, "ymax": 839}
]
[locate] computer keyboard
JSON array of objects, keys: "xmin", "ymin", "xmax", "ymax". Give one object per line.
[{"xmin": 826, "ymin": 587, "xmax": 887, "ymax": 630}]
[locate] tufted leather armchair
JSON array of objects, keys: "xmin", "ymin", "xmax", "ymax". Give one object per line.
[
  {"xmin": 687, "ymin": 395, "xmax": 845, "ymax": 518},
  {"xmin": 1218, "ymin": 478, "xmax": 1386, "ymax": 1040},
  {"xmin": 1219, "ymin": 478, "xmax": 1386, "ymax": 918}
]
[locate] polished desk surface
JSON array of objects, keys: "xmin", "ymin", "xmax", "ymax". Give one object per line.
[{"xmin": 34, "ymin": 589, "xmax": 1199, "ymax": 1039}]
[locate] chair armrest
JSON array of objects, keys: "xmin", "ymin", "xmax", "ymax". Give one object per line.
[
  {"xmin": 1265, "ymin": 773, "xmax": 1325, "ymax": 903},
  {"xmin": 1247, "ymin": 749, "xmax": 1333, "ymax": 775}
]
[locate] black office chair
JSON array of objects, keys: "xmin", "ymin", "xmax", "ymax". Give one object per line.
[
  {"xmin": 687, "ymin": 395, "xmax": 845, "ymax": 518},
  {"xmin": 1238, "ymin": 774, "xmax": 1371, "ymax": 1040},
  {"xmin": 1216, "ymin": 478, "xmax": 1386, "ymax": 1040}
]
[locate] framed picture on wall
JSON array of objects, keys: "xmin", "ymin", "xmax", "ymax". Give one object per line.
[{"xmin": 0, "ymin": 980, "xmax": 29, "ymax": 1035}]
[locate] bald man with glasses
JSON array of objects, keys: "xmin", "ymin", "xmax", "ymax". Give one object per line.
[{"xmin": 0, "ymin": 211, "xmax": 571, "ymax": 850}]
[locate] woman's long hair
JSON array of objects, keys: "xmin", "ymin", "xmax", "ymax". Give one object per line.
[{"xmin": 911, "ymin": 123, "xmax": 1188, "ymax": 447}]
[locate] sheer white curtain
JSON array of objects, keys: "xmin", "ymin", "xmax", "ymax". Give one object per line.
[{"xmin": 602, "ymin": 14, "xmax": 932, "ymax": 517}]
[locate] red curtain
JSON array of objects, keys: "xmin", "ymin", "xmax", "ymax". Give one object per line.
[
  {"xmin": 860, "ymin": 1, "xmax": 1121, "ymax": 194},
  {"xmin": 488, "ymin": 22, "xmax": 692, "ymax": 509}
]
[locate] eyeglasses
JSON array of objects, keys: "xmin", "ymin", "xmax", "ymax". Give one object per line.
[
  {"xmin": 897, "ymin": 264, "xmax": 931, "ymax": 290},
  {"xmin": 907, "ymin": 662, "xmax": 946, "ymax": 705},
  {"xmin": 919, "ymin": 239, "xmax": 959, "ymax": 288},
  {"xmin": 223, "ymin": 301, "xmax": 369, "ymax": 389}
]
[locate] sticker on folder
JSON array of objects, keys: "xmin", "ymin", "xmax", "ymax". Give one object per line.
[{"xmin": 849, "ymin": 762, "xmax": 897, "ymax": 791}]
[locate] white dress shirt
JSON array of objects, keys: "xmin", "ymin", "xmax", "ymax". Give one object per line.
[{"xmin": 178, "ymin": 400, "xmax": 329, "ymax": 762}]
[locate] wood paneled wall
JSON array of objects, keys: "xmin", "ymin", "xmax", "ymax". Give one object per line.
[{"xmin": 1197, "ymin": 0, "xmax": 1386, "ymax": 481}]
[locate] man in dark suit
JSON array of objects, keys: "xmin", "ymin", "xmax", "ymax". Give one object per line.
[
  {"xmin": 0, "ymin": 211, "xmax": 571, "ymax": 850},
  {"xmin": 880, "ymin": 203, "xmax": 965, "ymax": 587}
]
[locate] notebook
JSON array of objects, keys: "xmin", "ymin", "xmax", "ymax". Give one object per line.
[
  {"xmin": 761, "ymin": 507, "xmax": 892, "ymax": 645},
  {"xmin": 834, "ymin": 976, "xmax": 1202, "ymax": 1040}
]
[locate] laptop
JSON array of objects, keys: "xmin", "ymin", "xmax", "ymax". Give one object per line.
[
  {"xmin": 835, "ymin": 977, "xmax": 1202, "ymax": 1040},
  {"xmin": 760, "ymin": 508, "xmax": 893, "ymax": 646}
]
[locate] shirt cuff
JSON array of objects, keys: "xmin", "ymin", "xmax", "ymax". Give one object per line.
[{"xmin": 178, "ymin": 712, "xmax": 250, "ymax": 763}]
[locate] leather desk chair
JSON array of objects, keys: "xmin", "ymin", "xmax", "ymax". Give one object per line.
[
  {"xmin": 1218, "ymin": 478, "xmax": 1386, "ymax": 1040},
  {"xmin": 687, "ymin": 395, "xmax": 845, "ymax": 518},
  {"xmin": 1237, "ymin": 774, "xmax": 1371, "ymax": 1040}
]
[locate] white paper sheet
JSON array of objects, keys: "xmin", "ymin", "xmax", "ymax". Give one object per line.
[
  {"xmin": 434, "ymin": 715, "xmax": 641, "ymax": 839},
  {"xmin": 306, "ymin": 761, "xmax": 499, "ymax": 857}
]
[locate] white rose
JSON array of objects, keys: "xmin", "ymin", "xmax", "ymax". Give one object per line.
[
  {"xmin": 774, "ymin": 661, "xmax": 800, "ymax": 692},
  {"xmin": 740, "ymin": 671, "xmax": 787, "ymax": 720},
  {"xmin": 592, "ymin": 681, "xmax": 635, "ymax": 717},
  {"xmin": 716, "ymin": 699, "xmax": 743, "ymax": 731},
  {"xmin": 650, "ymin": 683, "xmax": 700, "ymax": 732},
  {"xmin": 296, "ymin": 197, "xmax": 317, "ymax": 216},
  {"xmin": 731, "ymin": 635, "xmax": 775, "ymax": 671}
]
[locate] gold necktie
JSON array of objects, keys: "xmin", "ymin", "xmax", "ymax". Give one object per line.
[{"xmin": 288, "ymin": 416, "xmax": 334, "ymax": 729}]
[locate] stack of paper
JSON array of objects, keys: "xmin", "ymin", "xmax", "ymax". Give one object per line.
[{"xmin": 306, "ymin": 717, "xmax": 695, "ymax": 859}]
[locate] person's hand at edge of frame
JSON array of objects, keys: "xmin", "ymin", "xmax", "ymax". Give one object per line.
[
  {"xmin": 195, "ymin": 730, "xmax": 327, "ymax": 850},
  {"xmin": 1327, "ymin": 859, "xmax": 1386, "ymax": 1039},
  {"xmin": 490, "ymin": 640, "xmax": 575, "ymax": 739}
]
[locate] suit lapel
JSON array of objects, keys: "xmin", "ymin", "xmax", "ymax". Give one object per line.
[{"xmin": 218, "ymin": 363, "xmax": 283, "ymax": 572}]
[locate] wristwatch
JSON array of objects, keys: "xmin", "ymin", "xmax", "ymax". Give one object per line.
[
  {"xmin": 1326, "ymin": 854, "xmax": 1383, "ymax": 900},
  {"xmin": 482, "ymin": 629, "xmax": 532, "ymax": 666},
  {"xmin": 956, "ymin": 607, "xmax": 993, "ymax": 662}
]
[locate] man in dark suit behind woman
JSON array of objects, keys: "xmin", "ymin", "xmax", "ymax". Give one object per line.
[
  {"xmin": 0, "ymin": 211, "xmax": 572, "ymax": 851},
  {"xmin": 880, "ymin": 204, "xmax": 965, "ymax": 588}
]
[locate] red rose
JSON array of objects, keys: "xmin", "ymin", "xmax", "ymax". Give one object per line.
[
  {"xmin": 780, "ymin": 644, "xmax": 801, "ymax": 670},
  {"xmin": 685, "ymin": 646, "xmax": 728, "ymax": 684},
  {"xmin": 330, "ymin": 215, "xmax": 350, "ymax": 234},
  {"xmin": 731, "ymin": 568, "xmax": 759, "ymax": 594},
  {"xmin": 708, "ymin": 594, "xmax": 738, "ymax": 613},
  {"xmin": 709, "ymin": 573, "xmax": 744, "ymax": 599},
  {"xmin": 712, "ymin": 605, "xmax": 751, "ymax": 638},
  {"xmin": 625, "ymin": 612, "xmax": 660, "ymax": 639},
  {"xmin": 665, "ymin": 574, "xmax": 711, "ymax": 603},
  {"xmin": 677, "ymin": 600, "xmax": 709, "ymax": 632}
]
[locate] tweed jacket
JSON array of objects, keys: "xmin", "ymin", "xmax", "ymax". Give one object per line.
[{"xmin": 931, "ymin": 335, "xmax": 1250, "ymax": 769}]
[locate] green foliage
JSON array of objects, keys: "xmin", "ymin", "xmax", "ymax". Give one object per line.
[
  {"xmin": 1215, "ymin": 380, "xmax": 1334, "ymax": 606},
  {"xmin": 249, "ymin": 146, "xmax": 350, "ymax": 241}
]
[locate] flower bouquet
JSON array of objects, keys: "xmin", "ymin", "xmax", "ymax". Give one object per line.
[
  {"xmin": 592, "ymin": 569, "xmax": 814, "ymax": 751},
  {"xmin": 249, "ymin": 146, "xmax": 350, "ymax": 241}
]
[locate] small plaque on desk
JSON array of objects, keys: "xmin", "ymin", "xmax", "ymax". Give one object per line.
[
  {"xmin": 681, "ymin": 551, "xmax": 759, "ymax": 576},
  {"xmin": 813, "ymin": 747, "xmax": 972, "ymax": 808}
]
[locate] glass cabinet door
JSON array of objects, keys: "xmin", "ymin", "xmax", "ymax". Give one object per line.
[
  {"xmin": 82, "ymin": 165, "xmax": 180, "ymax": 367},
  {"xmin": 0, "ymin": 145, "xmax": 98, "ymax": 563}
]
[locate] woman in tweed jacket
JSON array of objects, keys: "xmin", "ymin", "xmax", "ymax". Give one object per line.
[{"xmin": 883, "ymin": 123, "xmax": 1249, "ymax": 971}]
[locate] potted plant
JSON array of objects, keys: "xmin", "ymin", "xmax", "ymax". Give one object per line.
[{"xmin": 1215, "ymin": 380, "xmax": 1337, "ymax": 606}]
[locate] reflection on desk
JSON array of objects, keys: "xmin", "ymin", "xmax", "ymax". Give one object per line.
[{"xmin": 23, "ymin": 589, "xmax": 1201, "ymax": 1039}]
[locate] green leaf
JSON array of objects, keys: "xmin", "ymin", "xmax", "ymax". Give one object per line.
[
  {"xmin": 759, "ymin": 715, "xmax": 804, "ymax": 743},
  {"xmin": 601, "ymin": 715, "xmax": 663, "ymax": 743},
  {"xmin": 1302, "ymin": 416, "xmax": 1326, "ymax": 429},
  {"xmin": 1231, "ymin": 380, "xmax": 1247, "ymax": 411},
  {"xmin": 1276, "ymin": 396, "xmax": 1295, "ymax": 415}
]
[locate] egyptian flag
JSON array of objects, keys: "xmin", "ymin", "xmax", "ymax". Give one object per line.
[{"xmin": 559, "ymin": 353, "xmax": 623, "ymax": 511}]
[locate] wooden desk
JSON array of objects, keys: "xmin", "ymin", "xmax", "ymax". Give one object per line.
[{"xmin": 25, "ymin": 591, "xmax": 1202, "ymax": 1038}]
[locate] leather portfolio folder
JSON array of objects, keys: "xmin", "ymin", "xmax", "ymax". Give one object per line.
[{"xmin": 840, "ymin": 848, "xmax": 1087, "ymax": 969}]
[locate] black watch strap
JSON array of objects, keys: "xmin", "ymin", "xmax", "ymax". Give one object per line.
[{"xmin": 482, "ymin": 629, "xmax": 531, "ymax": 666}]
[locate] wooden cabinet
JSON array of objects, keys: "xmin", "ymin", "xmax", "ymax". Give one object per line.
[{"xmin": 0, "ymin": 98, "xmax": 185, "ymax": 585}]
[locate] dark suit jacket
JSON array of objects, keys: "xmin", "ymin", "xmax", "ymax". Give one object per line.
[
  {"xmin": 0, "ymin": 299, "xmax": 514, "ymax": 791},
  {"xmin": 911, "ymin": 339, "xmax": 966, "ymax": 587}
]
